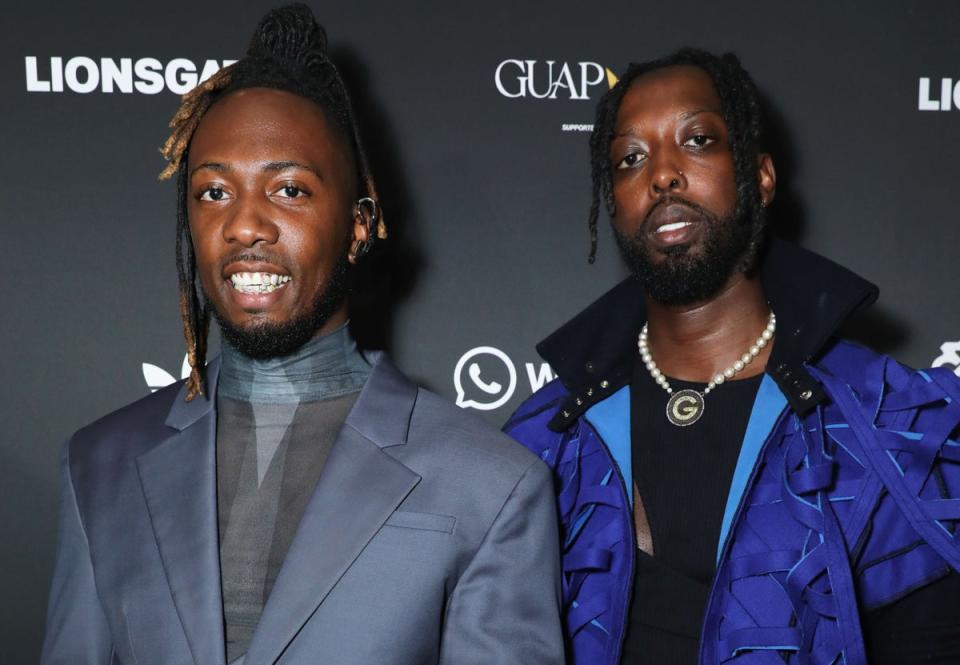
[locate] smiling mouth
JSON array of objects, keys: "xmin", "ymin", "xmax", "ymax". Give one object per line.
[{"xmin": 229, "ymin": 272, "xmax": 292, "ymax": 294}]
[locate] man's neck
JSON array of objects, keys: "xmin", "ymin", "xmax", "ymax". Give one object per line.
[
  {"xmin": 643, "ymin": 271, "xmax": 773, "ymax": 383},
  {"xmin": 218, "ymin": 323, "xmax": 372, "ymax": 403}
]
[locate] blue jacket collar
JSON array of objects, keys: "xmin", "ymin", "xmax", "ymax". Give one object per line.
[{"xmin": 539, "ymin": 239, "xmax": 878, "ymax": 431}]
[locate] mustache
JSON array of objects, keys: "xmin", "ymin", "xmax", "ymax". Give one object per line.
[
  {"xmin": 643, "ymin": 195, "xmax": 720, "ymax": 228},
  {"xmin": 219, "ymin": 252, "xmax": 289, "ymax": 272}
]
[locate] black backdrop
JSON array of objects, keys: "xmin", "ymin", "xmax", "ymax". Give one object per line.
[{"xmin": 3, "ymin": 2, "xmax": 959, "ymax": 661}]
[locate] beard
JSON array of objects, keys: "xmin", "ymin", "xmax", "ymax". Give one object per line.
[
  {"xmin": 207, "ymin": 253, "xmax": 351, "ymax": 360},
  {"xmin": 613, "ymin": 196, "xmax": 752, "ymax": 306}
]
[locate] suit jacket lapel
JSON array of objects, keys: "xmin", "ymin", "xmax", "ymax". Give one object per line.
[
  {"xmin": 243, "ymin": 355, "xmax": 421, "ymax": 665},
  {"xmin": 136, "ymin": 361, "xmax": 226, "ymax": 665}
]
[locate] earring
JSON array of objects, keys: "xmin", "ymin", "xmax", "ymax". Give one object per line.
[
  {"xmin": 351, "ymin": 238, "xmax": 370, "ymax": 261},
  {"xmin": 356, "ymin": 197, "xmax": 379, "ymax": 225},
  {"xmin": 351, "ymin": 196, "xmax": 379, "ymax": 262}
]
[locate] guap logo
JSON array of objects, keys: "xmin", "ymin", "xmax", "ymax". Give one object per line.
[
  {"xmin": 495, "ymin": 59, "xmax": 618, "ymax": 100},
  {"xmin": 933, "ymin": 340, "xmax": 960, "ymax": 377},
  {"xmin": 25, "ymin": 56, "xmax": 236, "ymax": 95}
]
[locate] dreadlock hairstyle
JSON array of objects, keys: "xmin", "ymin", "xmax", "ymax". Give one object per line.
[
  {"xmin": 587, "ymin": 48, "xmax": 767, "ymax": 266},
  {"xmin": 158, "ymin": 3, "xmax": 385, "ymax": 401}
]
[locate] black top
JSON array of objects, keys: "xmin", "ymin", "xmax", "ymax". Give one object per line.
[
  {"xmin": 621, "ymin": 358, "xmax": 762, "ymax": 665},
  {"xmin": 621, "ymin": 355, "xmax": 960, "ymax": 665},
  {"xmin": 217, "ymin": 393, "xmax": 358, "ymax": 663}
]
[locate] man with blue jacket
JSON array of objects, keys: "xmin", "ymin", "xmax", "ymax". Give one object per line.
[{"xmin": 506, "ymin": 49, "xmax": 960, "ymax": 664}]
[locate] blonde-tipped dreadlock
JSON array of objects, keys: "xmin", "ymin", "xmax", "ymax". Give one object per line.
[
  {"xmin": 158, "ymin": 68, "xmax": 235, "ymax": 182},
  {"xmin": 178, "ymin": 290, "xmax": 208, "ymax": 399},
  {"xmin": 161, "ymin": 69, "xmax": 235, "ymax": 400},
  {"xmin": 159, "ymin": 3, "xmax": 387, "ymax": 401}
]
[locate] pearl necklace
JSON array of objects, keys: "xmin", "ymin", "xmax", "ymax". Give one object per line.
[{"xmin": 638, "ymin": 311, "xmax": 776, "ymax": 426}]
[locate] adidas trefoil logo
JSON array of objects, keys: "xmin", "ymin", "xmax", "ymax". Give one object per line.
[{"xmin": 142, "ymin": 354, "xmax": 191, "ymax": 392}]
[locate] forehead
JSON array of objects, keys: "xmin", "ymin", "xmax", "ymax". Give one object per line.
[
  {"xmin": 187, "ymin": 87, "xmax": 350, "ymax": 168},
  {"xmin": 615, "ymin": 65, "xmax": 723, "ymax": 131}
]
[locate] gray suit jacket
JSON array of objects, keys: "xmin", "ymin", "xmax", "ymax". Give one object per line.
[{"xmin": 41, "ymin": 354, "xmax": 563, "ymax": 665}]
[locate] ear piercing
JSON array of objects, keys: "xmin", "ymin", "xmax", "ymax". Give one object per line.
[
  {"xmin": 350, "ymin": 239, "xmax": 370, "ymax": 261},
  {"xmin": 350, "ymin": 197, "xmax": 379, "ymax": 261}
]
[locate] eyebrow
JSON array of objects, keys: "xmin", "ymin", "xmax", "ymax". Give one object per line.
[
  {"xmin": 678, "ymin": 107, "xmax": 722, "ymax": 120},
  {"xmin": 613, "ymin": 107, "xmax": 724, "ymax": 138},
  {"xmin": 189, "ymin": 160, "xmax": 324, "ymax": 179},
  {"xmin": 264, "ymin": 160, "xmax": 324, "ymax": 180},
  {"xmin": 190, "ymin": 162, "xmax": 228, "ymax": 177}
]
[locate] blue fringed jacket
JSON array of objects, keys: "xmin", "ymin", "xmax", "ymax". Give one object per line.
[{"xmin": 505, "ymin": 241, "xmax": 960, "ymax": 664}]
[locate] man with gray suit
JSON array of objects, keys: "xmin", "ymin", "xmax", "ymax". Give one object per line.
[{"xmin": 40, "ymin": 6, "xmax": 563, "ymax": 664}]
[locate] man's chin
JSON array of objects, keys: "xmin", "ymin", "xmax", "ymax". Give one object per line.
[
  {"xmin": 217, "ymin": 316, "xmax": 319, "ymax": 360},
  {"xmin": 212, "ymin": 293, "xmax": 345, "ymax": 360},
  {"xmin": 661, "ymin": 242, "xmax": 696, "ymax": 258},
  {"xmin": 638, "ymin": 262, "xmax": 730, "ymax": 307},
  {"xmin": 616, "ymin": 234, "xmax": 742, "ymax": 306}
]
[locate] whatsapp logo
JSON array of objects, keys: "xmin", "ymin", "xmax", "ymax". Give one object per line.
[{"xmin": 454, "ymin": 346, "xmax": 518, "ymax": 411}]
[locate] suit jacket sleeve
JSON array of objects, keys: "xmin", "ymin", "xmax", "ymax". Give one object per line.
[
  {"xmin": 40, "ymin": 440, "xmax": 113, "ymax": 665},
  {"xmin": 439, "ymin": 457, "xmax": 565, "ymax": 664}
]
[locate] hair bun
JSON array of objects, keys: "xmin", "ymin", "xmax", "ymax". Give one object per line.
[{"xmin": 247, "ymin": 3, "xmax": 328, "ymax": 66}]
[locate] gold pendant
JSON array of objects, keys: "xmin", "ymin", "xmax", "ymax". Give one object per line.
[{"xmin": 666, "ymin": 389, "xmax": 704, "ymax": 426}]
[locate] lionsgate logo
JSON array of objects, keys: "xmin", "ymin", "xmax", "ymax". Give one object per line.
[
  {"xmin": 495, "ymin": 59, "xmax": 617, "ymax": 101},
  {"xmin": 24, "ymin": 56, "xmax": 236, "ymax": 95},
  {"xmin": 918, "ymin": 77, "xmax": 960, "ymax": 111}
]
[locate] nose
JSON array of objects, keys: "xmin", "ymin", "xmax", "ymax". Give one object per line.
[
  {"xmin": 222, "ymin": 197, "xmax": 279, "ymax": 247},
  {"xmin": 649, "ymin": 155, "xmax": 687, "ymax": 196}
]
